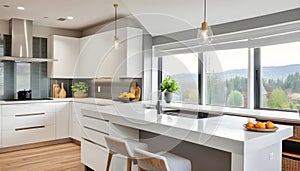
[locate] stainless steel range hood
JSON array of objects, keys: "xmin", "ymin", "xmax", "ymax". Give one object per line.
[{"xmin": 0, "ymin": 18, "xmax": 57, "ymax": 63}]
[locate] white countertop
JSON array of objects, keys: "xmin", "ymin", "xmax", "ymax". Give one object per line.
[
  {"xmin": 1, "ymin": 98, "xmax": 299, "ymax": 123},
  {"xmin": 82, "ymin": 102, "xmax": 293, "ymax": 155}
]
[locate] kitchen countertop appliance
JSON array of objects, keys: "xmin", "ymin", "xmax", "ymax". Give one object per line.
[{"xmin": 17, "ymin": 89, "xmax": 32, "ymax": 100}]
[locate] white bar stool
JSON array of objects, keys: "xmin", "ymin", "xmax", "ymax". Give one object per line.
[
  {"xmin": 104, "ymin": 136, "xmax": 149, "ymax": 171},
  {"xmin": 134, "ymin": 148, "xmax": 191, "ymax": 171}
]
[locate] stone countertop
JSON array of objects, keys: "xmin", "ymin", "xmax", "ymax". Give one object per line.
[{"xmin": 82, "ymin": 102, "xmax": 293, "ymax": 154}]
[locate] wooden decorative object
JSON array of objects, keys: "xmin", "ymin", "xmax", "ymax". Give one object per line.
[
  {"xmin": 130, "ymin": 81, "xmax": 141, "ymax": 102},
  {"xmin": 53, "ymin": 81, "xmax": 61, "ymax": 98},
  {"xmin": 59, "ymin": 82, "xmax": 66, "ymax": 98},
  {"xmin": 74, "ymin": 92, "xmax": 87, "ymax": 98}
]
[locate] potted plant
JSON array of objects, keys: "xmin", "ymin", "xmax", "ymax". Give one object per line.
[
  {"xmin": 71, "ymin": 82, "xmax": 88, "ymax": 98},
  {"xmin": 160, "ymin": 76, "xmax": 180, "ymax": 103}
]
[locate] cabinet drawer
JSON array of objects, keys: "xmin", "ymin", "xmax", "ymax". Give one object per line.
[
  {"xmin": 2, "ymin": 125, "xmax": 56, "ymax": 147},
  {"xmin": 2, "ymin": 103, "xmax": 55, "ymax": 116},
  {"xmin": 81, "ymin": 138, "xmax": 108, "ymax": 171},
  {"xmin": 83, "ymin": 126, "xmax": 108, "ymax": 147},
  {"xmin": 2, "ymin": 112, "xmax": 55, "ymax": 131},
  {"xmin": 81, "ymin": 114, "xmax": 109, "ymax": 134}
]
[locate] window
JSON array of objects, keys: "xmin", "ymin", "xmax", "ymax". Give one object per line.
[
  {"xmin": 260, "ymin": 42, "xmax": 300, "ymax": 110},
  {"xmin": 161, "ymin": 53, "xmax": 199, "ymax": 104},
  {"xmin": 205, "ymin": 48, "xmax": 248, "ymax": 108}
]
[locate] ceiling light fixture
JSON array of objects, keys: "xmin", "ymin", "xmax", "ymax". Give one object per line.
[
  {"xmin": 67, "ymin": 16, "xmax": 74, "ymax": 20},
  {"xmin": 17, "ymin": 6, "xmax": 25, "ymax": 10},
  {"xmin": 198, "ymin": 0, "xmax": 213, "ymax": 44},
  {"xmin": 113, "ymin": 3, "xmax": 119, "ymax": 49}
]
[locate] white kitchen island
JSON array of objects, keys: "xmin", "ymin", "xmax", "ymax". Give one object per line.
[{"xmin": 80, "ymin": 102, "xmax": 293, "ymax": 171}]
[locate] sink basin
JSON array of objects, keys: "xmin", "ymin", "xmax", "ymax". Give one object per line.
[{"xmin": 162, "ymin": 109, "xmax": 222, "ymax": 119}]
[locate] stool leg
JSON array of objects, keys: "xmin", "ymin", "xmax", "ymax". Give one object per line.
[
  {"xmin": 127, "ymin": 158, "xmax": 132, "ymax": 171},
  {"xmin": 138, "ymin": 167, "xmax": 146, "ymax": 171},
  {"xmin": 106, "ymin": 152, "xmax": 113, "ymax": 171}
]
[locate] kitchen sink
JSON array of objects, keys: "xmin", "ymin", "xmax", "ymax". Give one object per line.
[{"xmin": 162, "ymin": 109, "xmax": 222, "ymax": 119}]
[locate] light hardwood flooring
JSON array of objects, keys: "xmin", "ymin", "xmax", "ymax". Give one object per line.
[{"xmin": 0, "ymin": 143, "xmax": 85, "ymax": 171}]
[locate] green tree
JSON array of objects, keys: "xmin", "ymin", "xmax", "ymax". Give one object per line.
[
  {"xmin": 227, "ymin": 90, "xmax": 244, "ymax": 107},
  {"xmin": 268, "ymin": 89, "xmax": 289, "ymax": 109}
]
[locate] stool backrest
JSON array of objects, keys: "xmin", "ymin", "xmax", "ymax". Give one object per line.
[
  {"xmin": 104, "ymin": 136, "xmax": 132, "ymax": 157},
  {"xmin": 134, "ymin": 148, "xmax": 169, "ymax": 171}
]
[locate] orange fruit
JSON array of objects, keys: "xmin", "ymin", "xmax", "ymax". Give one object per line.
[
  {"xmin": 255, "ymin": 122, "xmax": 266, "ymax": 129},
  {"xmin": 266, "ymin": 121, "xmax": 275, "ymax": 129},
  {"xmin": 246, "ymin": 122, "xmax": 255, "ymax": 128}
]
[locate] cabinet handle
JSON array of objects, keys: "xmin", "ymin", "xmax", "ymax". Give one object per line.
[
  {"xmin": 15, "ymin": 112, "xmax": 45, "ymax": 117},
  {"xmin": 83, "ymin": 126, "xmax": 109, "ymax": 135},
  {"xmin": 82, "ymin": 137, "xmax": 107, "ymax": 149},
  {"xmin": 82, "ymin": 114, "xmax": 109, "ymax": 122},
  {"xmin": 15, "ymin": 125, "xmax": 45, "ymax": 131}
]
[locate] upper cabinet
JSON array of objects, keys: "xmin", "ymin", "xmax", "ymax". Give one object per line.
[
  {"xmin": 48, "ymin": 27, "xmax": 143, "ymax": 79},
  {"xmin": 48, "ymin": 35, "xmax": 80, "ymax": 78}
]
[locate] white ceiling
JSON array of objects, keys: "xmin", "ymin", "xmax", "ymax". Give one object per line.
[
  {"xmin": 0, "ymin": 0, "xmax": 300, "ymax": 35},
  {"xmin": 0, "ymin": 0, "xmax": 131, "ymax": 30},
  {"xmin": 123, "ymin": 0, "xmax": 300, "ymax": 35}
]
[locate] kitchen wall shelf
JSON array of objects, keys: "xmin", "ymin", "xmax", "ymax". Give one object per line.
[{"xmin": 0, "ymin": 56, "xmax": 58, "ymax": 63}]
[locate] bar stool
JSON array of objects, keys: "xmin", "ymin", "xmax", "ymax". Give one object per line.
[
  {"xmin": 134, "ymin": 148, "xmax": 191, "ymax": 171},
  {"xmin": 104, "ymin": 136, "xmax": 149, "ymax": 171}
]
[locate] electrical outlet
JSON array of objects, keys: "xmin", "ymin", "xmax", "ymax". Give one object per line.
[
  {"xmin": 269, "ymin": 152, "xmax": 274, "ymax": 160},
  {"xmin": 97, "ymin": 86, "xmax": 101, "ymax": 93}
]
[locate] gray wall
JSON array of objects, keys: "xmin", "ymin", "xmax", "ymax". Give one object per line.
[{"xmin": 153, "ymin": 8, "xmax": 300, "ymax": 45}]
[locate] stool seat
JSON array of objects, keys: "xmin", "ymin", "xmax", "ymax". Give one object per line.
[
  {"xmin": 134, "ymin": 148, "xmax": 191, "ymax": 171},
  {"xmin": 104, "ymin": 136, "xmax": 149, "ymax": 171},
  {"xmin": 159, "ymin": 152, "xmax": 191, "ymax": 171}
]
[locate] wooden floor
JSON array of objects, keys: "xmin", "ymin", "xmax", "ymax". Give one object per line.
[{"xmin": 0, "ymin": 143, "xmax": 85, "ymax": 171}]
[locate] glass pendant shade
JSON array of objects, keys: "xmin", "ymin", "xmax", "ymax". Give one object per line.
[
  {"xmin": 114, "ymin": 36, "xmax": 119, "ymax": 49},
  {"xmin": 197, "ymin": 22, "xmax": 213, "ymax": 44}
]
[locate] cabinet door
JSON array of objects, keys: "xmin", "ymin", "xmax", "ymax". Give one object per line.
[
  {"xmin": 55, "ymin": 102, "xmax": 70, "ymax": 139},
  {"xmin": 79, "ymin": 32, "xmax": 115, "ymax": 78},
  {"xmin": 48, "ymin": 35, "xmax": 80, "ymax": 78}
]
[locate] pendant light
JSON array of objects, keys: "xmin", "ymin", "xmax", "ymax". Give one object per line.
[
  {"xmin": 198, "ymin": 0, "xmax": 213, "ymax": 44},
  {"xmin": 114, "ymin": 3, "xmax": 119, "ymax": 49}
]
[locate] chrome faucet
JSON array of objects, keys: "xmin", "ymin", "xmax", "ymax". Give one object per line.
[{"xmin": 156, "ymin": 90, "xmax": 166, "ymax": 114}]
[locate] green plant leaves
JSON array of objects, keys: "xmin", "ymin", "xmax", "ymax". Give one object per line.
[
  {"xmin": 71, "ymin": 82, "xmax": 88, "ymax": 93},
  {"xmin": 160, "ymin": 76, "xmax": 180, "ymax": 93}
]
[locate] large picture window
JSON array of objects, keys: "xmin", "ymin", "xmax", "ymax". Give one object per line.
[
  {"xmin": 205, "ymin": 48, "xmax": 248, "ymax": 108},
  {"xmin": 260, "ymin": 42, "xmax": 300, "ymax": 110},
  {"xmin": 162, "ymin": 53, "xmax": 199, "ymax": 104}
]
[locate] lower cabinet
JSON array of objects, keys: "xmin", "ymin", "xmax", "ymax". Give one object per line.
[
  {"xmin": 0, "ymin": 102, "xmax": 70, "ymax": 148},
  {"xmin": 2, "ymin": 125, "xmax": 56, "ymax": 147},
  {"xmin": 81, "ymin": 139, "xmax": 108, "ymax": 171}
]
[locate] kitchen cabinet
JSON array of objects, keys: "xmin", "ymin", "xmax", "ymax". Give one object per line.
[
  {"xmin": 48, "ymin": 35, "xmax": 80, "ymax": 78},
  {"xmin": 1, "ymin": 103, "xmax": 56, "ymax": 147},
  {"xmin": 55, "ymin": 102, "xmax": 70, "ymax": 139},
  {"xmin": 0, "ymin": 102, "xmax": 71, "ymax": 148},
  {"xmin": 78, "ymin": 27, "xmax": 143, "ymax": 78}
]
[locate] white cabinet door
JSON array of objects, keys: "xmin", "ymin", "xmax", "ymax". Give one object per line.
[
  {"xmin": 55, "ymin": 102, "xmax": 70, "ymax": 139},
  {"xmin": 48, "ymin": 35, "xmax": 80, "ymax": 78},
  {"xmin": 0, "ymin": 106, "xmax": 2, "ymax": 148},
  {"xmin": 81, "ymin": 139, "xmax": 108, "ymax": 171}
]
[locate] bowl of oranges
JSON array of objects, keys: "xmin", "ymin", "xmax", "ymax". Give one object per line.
[{"xmin": 244, "ymin": 121, "xmax": 278, "ymax": 132}]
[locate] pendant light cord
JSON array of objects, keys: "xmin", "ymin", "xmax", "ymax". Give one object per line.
[
  {"xmin": 114, "ymin": 4, "xmax": 118, "ymax": 38},
  {"xmin": 203, "ymin": 0, "xmax": 207, "ymax": 22}
]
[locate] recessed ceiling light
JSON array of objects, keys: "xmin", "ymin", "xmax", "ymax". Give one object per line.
[
  {"xmin": 17, "ymin": 6, "xmax": 25, "ymax": 10},
  {"xmin": 3, "ymin": 5, "xmax": 10, "ymax": 8},
  {"xmin": 44, "ymin": 17, "xmax": 49, "ymax": 19},
  {"xmin": 66, "ymin": 16, "xmax": 74, "ymax": 20}
]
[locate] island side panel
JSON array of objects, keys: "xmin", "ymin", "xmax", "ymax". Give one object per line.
[{"xmin": 139, "ymin": 130, "xmax": 231, "ymax": 171}]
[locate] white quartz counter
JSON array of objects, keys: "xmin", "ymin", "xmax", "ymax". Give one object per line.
[{"xmin": 82, "ymin": 102, "xmax": 292, "ymax": 154}]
